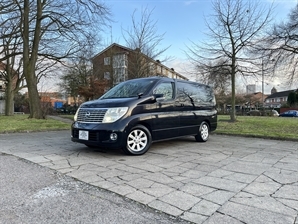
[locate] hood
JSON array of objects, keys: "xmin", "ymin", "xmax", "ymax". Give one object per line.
[{"xmin": 80, "ymin": 97, "xmax": 139, "ymax": 108}]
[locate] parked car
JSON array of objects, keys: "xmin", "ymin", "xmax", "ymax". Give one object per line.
[
  {"xmin": 71, "ymin": 76, "xmax": 217, "ymax": 155},
  {"xmin": 278, "ymin": 110, "xmax": 298, "ymax": 117},
  {"xmin": 270, "ymin": 110, "xmax": 279, "ymax": 117},
  {"xmin": 247, "ymin": 110, "xmax": 261, "ymax": 116}
]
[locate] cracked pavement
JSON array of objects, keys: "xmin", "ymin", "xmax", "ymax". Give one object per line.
[{"xmin": 0, "ymin": 130, "xmax": 297, "ymax": 224}]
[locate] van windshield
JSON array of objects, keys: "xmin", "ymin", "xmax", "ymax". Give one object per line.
[{"xmin": 101, "ymin": 79, "xmax": 156, "ymax": 99}]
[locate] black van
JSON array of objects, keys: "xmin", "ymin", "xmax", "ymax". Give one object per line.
[{"xmin": 71, "ymin": 76, "xmax": 217, "ymax": 155}]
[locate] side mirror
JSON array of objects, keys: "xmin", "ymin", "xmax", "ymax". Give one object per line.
[
  {"xmin": 154, "ymin": 93, "xmax": 164, "ymax": 98},
  {"xmin": 153, "ymin": 93, "xmax": 165, "ymax": 102}
]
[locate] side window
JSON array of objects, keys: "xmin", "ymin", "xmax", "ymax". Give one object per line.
[
  {"xmin": 177, "ymin": 81, "xmax": 215, "ymax": 105},
  {"xmin": 197, "ymin": 85, "xmax": 214, "ymax": 104},
  {"xmin": 153, "ymin": 82, "xmax": 174, "ymax": 100},
  {"xmin": 176, "ymin": 82, "xmax": 189, "ymax": 103}
]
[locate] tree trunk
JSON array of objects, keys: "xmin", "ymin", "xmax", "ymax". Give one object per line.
[
  {"xmin": 230, "ymin": 72, "xmax": 236, "ymax": 122},
  {"xmin": 26, "ymin": 71, "xmax": 44, "ymax": 119},
  {"xmin": 4, "ymin": 81, "xmax": 14, "ymax": 116},
  {"xmin": 230, "ymin": 55, "xmax": 237, "ymax": 122},
  {"xmin": 22, "ymin": 0, "xmax": 44, "ymax": 119}
]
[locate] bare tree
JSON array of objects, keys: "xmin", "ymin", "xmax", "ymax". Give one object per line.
[
  {"xmin": 59, "ymin": 49, "xmax": 103, "ymax": 103},
  {"xmin": 0, "ymin": 3, "xmax": 26, "ymax": 115},
  {"xmin": 196, "ymin": 59, "xmax": 231, "ymax": 95},
  {"xmin": 187, "ymin": 0, "xmax": 273, "ymax": 121},
  {"xmin": 0, "ymin": 0, "xmax": 110, "ymax": 118},
  {"xmin": 263, "ymin": 3, "xmax": 298, "ymax": 86},
  {"xmin": 122, "ymin": 7, "xmax": 171, "ymax": 78}
]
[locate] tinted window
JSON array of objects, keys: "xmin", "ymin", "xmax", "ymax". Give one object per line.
[
  {"xmin": 177, "ymin": 81, "xmax": 215, "ymax": 106},
  {"xmin": 153, "ymin": 82, "xmax": 174, "ymax": 100}
]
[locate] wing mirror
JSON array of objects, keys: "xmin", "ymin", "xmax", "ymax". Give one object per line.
[{"xmin": 153, "ymin": 93, "xmax": 165, "ymax": 102}]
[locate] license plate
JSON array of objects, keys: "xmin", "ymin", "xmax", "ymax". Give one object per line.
[{"xmin": 79, "ymin": 130, "xmax": 89, "ymax": 140}]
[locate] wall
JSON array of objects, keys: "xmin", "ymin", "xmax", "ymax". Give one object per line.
[
  {"xmin": 280, "ymin": 107, "xmax": 298, "ymax": 113},
  {"xmin": 0, "ymin": 100, "xmax": 5, "ymax": 114},
  {"xmin": 0, "ymin": 100, "xmax": 15, "ymax": 114}
]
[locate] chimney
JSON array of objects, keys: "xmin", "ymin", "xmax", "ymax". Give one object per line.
[{"xmin": 271, "ymin": 87, "xmax": 277, "ymax": 94}]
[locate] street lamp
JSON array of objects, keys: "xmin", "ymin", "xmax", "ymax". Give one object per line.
[
  {"xmin": 262, "ymin": 60, "xmax": 264, "ymax": 109},
  {"xmin": 261, "ymin": 58, "xmax": 275, "ymax": 109}
]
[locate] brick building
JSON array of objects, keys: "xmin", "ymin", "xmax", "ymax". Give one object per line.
[{"xmin": 92, "ymin": 43, "xmax": 188, "ymax": 89}]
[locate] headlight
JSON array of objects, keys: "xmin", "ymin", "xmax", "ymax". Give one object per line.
[
  {"xmin": 74, "ymin": 107, "xmax": 80, "ymax": 121},
  {"xmin": 102, "ymin": 107, "xmax": 128, "ymax": 123}
]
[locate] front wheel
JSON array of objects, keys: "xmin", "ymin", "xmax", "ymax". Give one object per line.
[
  {"xmin": 122, "ymin": 125, "xmax": 152, "ymax": 155},
  {"xmin": 195, "ymin": 121, "xmax": 209, "ymax": 142}
]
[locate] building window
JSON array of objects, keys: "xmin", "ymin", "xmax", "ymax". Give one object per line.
[
  {"xmin": 113, "ymin": 54, "xmax": 127, "ymax": 68},
  {"xmin": 149, "ymin": 62, "xmax": 155, "ymax": 74},
  {"xmin": 156, "ymin": 65, "xmax": 162, "ymax": 74},
  {"xmin": 104, "ymin": 57, "xmax": 110, "ymax": 65},
  {"xmin": 276, "ymin": 98, "xmax": 280, "ymax": 102},
  {"xmin": 113, "ymin": 68, "xmax": 127, "ymax": 85},
  {"xmin": 104, "ymin": 72, "xmax": 110, "ymax": 80}
]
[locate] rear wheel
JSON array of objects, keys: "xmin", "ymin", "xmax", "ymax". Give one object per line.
[
  {"xmin": 122, "ymin": 125, "xmax": 152, "ymax": 155},
  {"xmin": 195, "ymin": 121, "xmax": 209, "ymax": 142}
]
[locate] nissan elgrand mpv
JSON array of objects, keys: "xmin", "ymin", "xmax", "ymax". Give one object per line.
[{"xmin": 71, "ymin": 76, "xmax": 217, "ymax": 155}]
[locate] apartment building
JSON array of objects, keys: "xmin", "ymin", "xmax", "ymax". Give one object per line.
[{"xmin": 92, "ymin": 43, "xmax": 188, "ymax": 88}]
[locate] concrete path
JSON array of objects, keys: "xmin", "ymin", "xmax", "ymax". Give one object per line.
[
  {"xmin": 0, "ymin": 130, "xmax": 297, "ymax": 224},
  {"xmin": 0, "ymin": 154, "xmax": 187, "ymax": 224}
]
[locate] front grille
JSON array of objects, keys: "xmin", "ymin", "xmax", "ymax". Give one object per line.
[{"xmin": 77, "ymin": 108, "xmax": 107, "ymax": 123}]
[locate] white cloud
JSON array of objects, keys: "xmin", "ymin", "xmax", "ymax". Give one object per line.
[{"xmin": 184, "ymin": 1, "xmax": 197, "ymax": 6}]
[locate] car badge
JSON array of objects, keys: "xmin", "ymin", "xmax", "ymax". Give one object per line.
[{"xmin": 85, "ymin": 111, "xmax": 91, "ymax": 118}]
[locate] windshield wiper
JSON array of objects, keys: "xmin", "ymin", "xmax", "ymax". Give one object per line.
[{"xmin": 138, "ymin": 93, "xmax": 143, "ymax": 98}]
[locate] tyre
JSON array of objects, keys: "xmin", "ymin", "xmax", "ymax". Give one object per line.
[
  {"xmin": 123, "ymin": 125, "xmax": 152, "ymax": 155},
  {"xmin": 195, "ymin": 121, "xmax": 209, "ymax": 142}
]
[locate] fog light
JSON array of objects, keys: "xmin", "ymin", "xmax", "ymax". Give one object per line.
[{"xmin": 110, "ymin": 133, "xmax": 118, "ymax": 141}]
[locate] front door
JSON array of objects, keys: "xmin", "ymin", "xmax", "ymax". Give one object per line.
[{"xmin": 150, "ymin": 82, "xmax": 180, "ymax": 140}]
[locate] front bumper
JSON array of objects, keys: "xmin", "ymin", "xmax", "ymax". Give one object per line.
[{"xmin": 71, "ymin": 122, "xmax": 126, "ymax": 148}]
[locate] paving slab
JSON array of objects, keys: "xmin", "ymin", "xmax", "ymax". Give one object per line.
[{"xmin": 1, "ymin": 130, "xmax": 298, "ymax": 224}]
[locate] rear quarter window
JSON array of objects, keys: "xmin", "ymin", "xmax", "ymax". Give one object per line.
[{"xmin": 176, "ymin": 81, "xmax": 215, "ymax": 106}]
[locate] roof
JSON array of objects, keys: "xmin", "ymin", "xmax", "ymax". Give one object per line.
[
  {"xmin": 92, "ymin": 43, "xmax": 132, "ymax": 59},
  {"xmin": 265, "ymin": 89, "xmax": 296, "ymax": 99}
]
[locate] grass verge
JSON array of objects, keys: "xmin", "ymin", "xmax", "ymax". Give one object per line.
[
  {"xmin": 0, "ymin": 114, "xmax": 70, "ymax": 133},
  {"xmin": 215, "ymin": 115, "xmax": 298, "ymax": 141},
  {"xmin": 1, "ymin": 114, "xmax": 298, "ymax": 141}
]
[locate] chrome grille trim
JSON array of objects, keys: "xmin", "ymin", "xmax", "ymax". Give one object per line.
[{"xmin": 77, "ymin": 108, "xmax": 107, "ymax": 123}]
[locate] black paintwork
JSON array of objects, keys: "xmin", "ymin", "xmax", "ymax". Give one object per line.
[{"xmin": 71, "ymin": 76, "xmax": 217, "ymax": 149}]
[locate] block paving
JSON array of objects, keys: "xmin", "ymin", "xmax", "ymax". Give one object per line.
[{"xmin": 0, "ymin": 130, "xmax": 297, "ymax": 224}]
